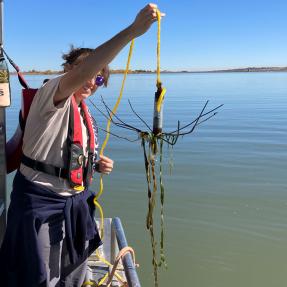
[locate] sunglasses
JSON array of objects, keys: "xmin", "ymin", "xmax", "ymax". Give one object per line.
[{"xmin": 95, "ymin": 74, "xmax": 105, "ymax": 86}]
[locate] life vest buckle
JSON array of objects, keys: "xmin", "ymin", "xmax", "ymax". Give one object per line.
[
  {"xmin": 77, "ymin": 154, "xmax": 84, "ymax": 166},
  {"xmin": 73, "ymin": 185, "xmax": 85, "ymax": 192}
]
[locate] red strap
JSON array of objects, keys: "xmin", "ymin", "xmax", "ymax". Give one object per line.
[
  {"xmin": 70, "ymin": 96, "xmax": 84, "ymax": 185},
  {"xmin": 81, "ymin": 100, "xmax": 95, "ymax": 150},
  {"xmin": 69, "ymin": 97, "xmax": 95, "ymax": 186},
  {"xmin": 71, "ymin": 96, "xmax": 83, "ymax": 144},
  {"xmin": 2, "ymin": 48, "xmax": 30, "ymax": 89},
  {"xmin": 22, "ymin": 88, "xmax": 38, "ymax": 119}
]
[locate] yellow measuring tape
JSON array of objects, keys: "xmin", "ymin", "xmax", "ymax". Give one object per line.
[{"xmin": 85, "ymin": 9, "xmax": 165, "ymax": 287}]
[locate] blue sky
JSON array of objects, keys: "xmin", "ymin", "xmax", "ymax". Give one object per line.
[{"xmin": 3, "ymin": 0, "xmax": 287, "ymax": 71}]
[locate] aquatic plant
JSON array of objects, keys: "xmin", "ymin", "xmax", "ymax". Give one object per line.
[{"xmin": 90, "ymin": 93, "xmax": 222, "ymax": 286}]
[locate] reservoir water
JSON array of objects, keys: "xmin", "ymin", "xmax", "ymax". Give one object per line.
[{"xmin": 6, "ymin": 72, "xmax": 287, "ymax": 287}]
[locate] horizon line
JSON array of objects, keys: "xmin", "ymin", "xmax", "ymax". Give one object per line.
[{"xmin": 9, "ymin": 66, "xmax": 287, "ymax": 75}]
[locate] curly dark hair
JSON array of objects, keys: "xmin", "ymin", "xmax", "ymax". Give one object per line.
[{"xmin": 62, "ymin": 45, "xmax": 110, "ymax": 87}]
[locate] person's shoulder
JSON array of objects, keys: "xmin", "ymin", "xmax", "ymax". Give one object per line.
[
  {"xmin": 39, "ymin": 74, "xmax": 64, "ymax": 92},
  {"xmin": 32, "ymin": 74, "xmax": 70, "ymax": 114}
]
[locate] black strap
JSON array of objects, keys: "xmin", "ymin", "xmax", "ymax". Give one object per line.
[
  {"xmin": 21, "ymin": 154, "xmax": 68, "ymax": 179},
  {"xmin": 19, "ymin": 111, "xmax": 25, "ymax": 131},
  {"xmin": 93, "ymin": 161, "xmax": 100, "ymax": 172}
]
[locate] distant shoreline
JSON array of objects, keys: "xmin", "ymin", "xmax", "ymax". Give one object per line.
[{"xmin": 10, "ymin": 67, "xmax": 287, "ymax": 75}]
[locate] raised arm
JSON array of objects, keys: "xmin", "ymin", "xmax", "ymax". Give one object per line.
[{"xmin": 54, "ymin": 3, "xmax": 165, "ymax": 104}]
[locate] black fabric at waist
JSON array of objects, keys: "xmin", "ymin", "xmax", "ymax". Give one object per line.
[{"xmin": 0, "ymin": 170, "xmax": 102, "ymax": 287}]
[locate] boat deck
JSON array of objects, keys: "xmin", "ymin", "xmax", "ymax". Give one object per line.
[{"xmin": 85, "ymin": 218, "xmax": 140, "ymax": 287}]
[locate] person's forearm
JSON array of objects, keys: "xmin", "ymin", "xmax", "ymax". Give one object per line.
[
  {"xmin": 56, "ymin": 24, "xmax": 136, "ymax": 102},
  {"xmin": 80, "ymin": 25, "xmax": 136, "ymax": 80}
]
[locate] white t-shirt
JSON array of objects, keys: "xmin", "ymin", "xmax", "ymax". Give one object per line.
[{"xmin": 20, "ymin": 75, "xmax": 92, "ymax": 196}]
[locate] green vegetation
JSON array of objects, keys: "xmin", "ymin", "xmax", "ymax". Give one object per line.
[{"xmin": 0, "ymin": 70, "xmax": 9, "ymax": 83}]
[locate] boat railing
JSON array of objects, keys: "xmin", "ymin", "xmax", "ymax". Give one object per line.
[
  {"xmin": 90, "ymin": 218, "xmax": 141, "ymax": 287},
  {"xmin": 112, "ymin": 217, "xmax": 141, "ymax": 287}
]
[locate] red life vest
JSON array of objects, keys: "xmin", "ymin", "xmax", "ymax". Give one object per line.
[
  {"xmin": 67, "ymin": 96, "xmax": 96, "ymax": 189},
  {"xmin": 4, "ymin": 52, "xmax": 98, "ymax": 187},
  {"xmin": 6, "ymin": 88, "xmax": 38, "ymax": 173},
  {"xmin": 18, "ymin": 90, "xmax": 97, "ymax": 190}
]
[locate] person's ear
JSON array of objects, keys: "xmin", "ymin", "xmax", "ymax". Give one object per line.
[{"xmin": 64, "ymin": 63, "xmax": 72, "ymax": 72}]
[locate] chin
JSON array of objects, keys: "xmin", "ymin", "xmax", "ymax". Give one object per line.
[{"xmin": 80, "ymin": 92, "xmax": 91, "ymax": 100}]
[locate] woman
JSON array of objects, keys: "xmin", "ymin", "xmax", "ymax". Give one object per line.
[{"xmin": 0, "ymin": 3, "xmax": 165, "ymax": 287}]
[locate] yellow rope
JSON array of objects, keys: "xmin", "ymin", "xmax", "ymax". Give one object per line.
[
  {"xmin": 89, "ymin": 8, "xmax": 165, "ymax": 287},
  {"xmin": 155, "ymin": 9, "xmax": 166, "ymax": 113},
  {"xmin": 90, "ymin": 39, "xmax": 135, "ymax": 287},
  {"xmin": 94, "ymin": 39, "xmax": 135, "ymax": 239},
  {"xmin": 99, "ymin": 39, "xmax": 135, "ymax": 157},
  {"xmin": 156, "ymin": 88, "xmax": 166, "ymax": 112},
  {"xmin": 82, "ymin": 250, "xmax": 126, "ymax": 286},
  {"xmin": 156, "ymin": 9, "xmax": 161, "ymax": 88}
]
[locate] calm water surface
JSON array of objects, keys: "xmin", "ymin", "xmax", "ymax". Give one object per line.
[{"xmin": 6, "ymin": 73, "xmax": 287, "ymax": 287}]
